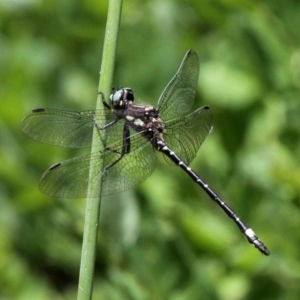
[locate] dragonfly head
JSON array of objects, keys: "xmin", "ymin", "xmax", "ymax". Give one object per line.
[{"xmin": 110, "ymin": 87, "xmax": 134, "ymax": 108}]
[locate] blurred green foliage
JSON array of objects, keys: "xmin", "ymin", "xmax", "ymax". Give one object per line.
[{"xmin": 1, "ymin": 0, "xmax": 300, "ymax": 299}]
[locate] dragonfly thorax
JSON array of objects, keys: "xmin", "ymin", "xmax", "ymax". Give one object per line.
[{"xmin": 110, "ymin": 87, "xmax": 134, "ymax": 109}]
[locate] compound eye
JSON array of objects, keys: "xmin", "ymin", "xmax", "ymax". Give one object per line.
[
  {"xmin": 111, "ymin": 89, "xmax": 123, "ymax": 107},
  {"xmin": 110, "ymin": 87, "xmax": 134, "ymax": 108}
]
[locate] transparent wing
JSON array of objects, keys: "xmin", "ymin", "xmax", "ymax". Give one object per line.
[
  {"xmin": 100, "ymin": 131, "xmax": 157, "ymax": 197},
  {"xmin": 157, "ymin": 50, "xmax": 200, "ymax": 121},
  {"xmin": 39, "ymin": 129, "xmax": 157, "ymax": 198},
  {"xmin": 163, "ymin": 106, "xmax": 213, "ymax": 165},
  {"xmin": 21, "ymin": 108, "xmax": 118, "ymax": 148}
]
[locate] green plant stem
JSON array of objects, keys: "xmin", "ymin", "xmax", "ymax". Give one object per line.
[{"xmin": 77, "ymin": 0, "xmax": 123, "ymax": 299}]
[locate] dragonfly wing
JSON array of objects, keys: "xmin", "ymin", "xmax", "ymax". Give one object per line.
[
  {"xmin": 39, "ymin": 129, "xmax": 157, "ymax": 198},
  {"xmin": 157, "ymin": 50, "xmax": 200, "ymax": 121},
  {"xmin": 101, "ymin": 130, "xmax": 157, "ymax": 197},
  {"xmin": 39, "ymin": 152, "xmax": 102, "ymax": 198},
  {"xmin": 163, "ymin": 106, "xmax": 213, "ymax": 165},
  {"xmin": 21, "ymin": 108, "xmax": 117, "ymax": 148}
]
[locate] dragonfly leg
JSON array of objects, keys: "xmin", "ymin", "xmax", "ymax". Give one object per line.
[
  {"xmin": 101, "ymin": 123, "xmax": 131, "ymax": 179},
  {"xmin": 98, "ymin": 90, "xmax": 111, "ymax": 110},
  {"xmin": 92, "ymin": 114, "xmax": 120, "ymax": 130}
]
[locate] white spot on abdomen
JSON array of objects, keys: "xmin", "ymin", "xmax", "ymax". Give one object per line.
[{"xmin": 245, "ymin": 228, "xmax": 256, "ymax": 238}]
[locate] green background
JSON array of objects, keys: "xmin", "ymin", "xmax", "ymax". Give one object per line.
[{"xmin": 1, "ymin": 0, "xmax": 300, "ymax": 299}]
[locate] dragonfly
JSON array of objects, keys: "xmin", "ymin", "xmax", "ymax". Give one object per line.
[{"xmin": 22, "ymin": 50, "xmax": 270, "ymax": 255}]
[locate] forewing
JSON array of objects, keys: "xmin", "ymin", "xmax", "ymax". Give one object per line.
[
  {"xmin": 163, "ymin": 106, "xmax": 213, "ymax": 165},
  {"xmin": 21, "ymin": 108, "xmax": 117, "ymax": 148},
  {"xmin": 39, "ymin": 129, "xmax": 157, "ymax": 198},
  {"xmin": 157, "ymin": 50, "xmax": 200, "ymax": 121}
]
